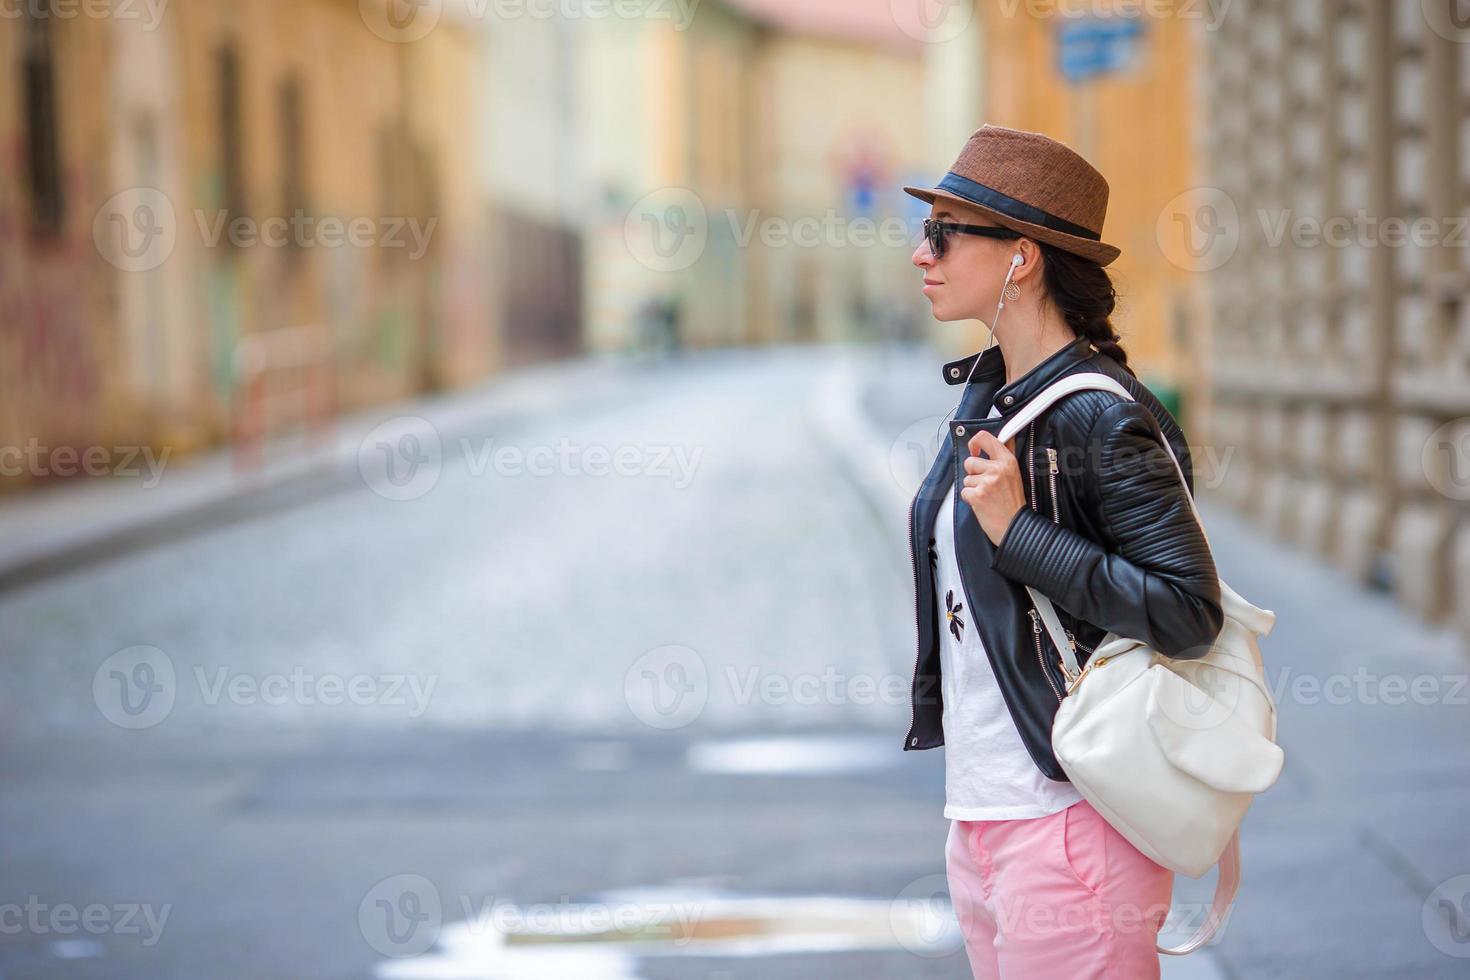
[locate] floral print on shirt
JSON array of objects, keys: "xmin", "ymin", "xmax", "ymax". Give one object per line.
[{"xmin": 945, "ymin": 589, "xmax": 965, "ymax": 643}]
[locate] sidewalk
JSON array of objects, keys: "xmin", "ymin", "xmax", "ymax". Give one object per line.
[
  {"xmin": 825, "ymin": 341, "xmax": 1470, "ymax": 979},
  {"xmin": 0, "ymin": 352, "xmax": 638, "ymax": 592}
]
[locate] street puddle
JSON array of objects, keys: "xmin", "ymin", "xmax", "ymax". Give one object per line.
[
  {"xmin": 685, "ymin": 735, "xmax": 896, "ymax": 774},
  {"xmin": 374, "ymin": 885, "xmax": 960, "ymax": 978}
]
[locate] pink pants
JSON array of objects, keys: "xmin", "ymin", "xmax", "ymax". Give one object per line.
[{"xmin": 945, "ymin": 798, "xmax": 1175, "ymax": 979}]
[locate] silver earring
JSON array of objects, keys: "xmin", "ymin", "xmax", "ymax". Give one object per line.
[{"xmin": 1003, "ymin": 280, "xmax": 1021, "ymax": 302}]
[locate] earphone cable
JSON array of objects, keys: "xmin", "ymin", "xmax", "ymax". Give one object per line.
[{"xmin": 931, "ymin": 254, "xmax": 1023, "ymax": 447}]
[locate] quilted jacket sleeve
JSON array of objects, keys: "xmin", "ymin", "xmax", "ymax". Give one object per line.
[{"xmin": 989, "ymin": 399, "xmax": 1224, "ymax": 660}]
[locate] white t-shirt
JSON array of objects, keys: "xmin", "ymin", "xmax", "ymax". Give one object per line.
[{"xmin": 933, "ymin": 403, "xmax": 1084, "ymax": 821}]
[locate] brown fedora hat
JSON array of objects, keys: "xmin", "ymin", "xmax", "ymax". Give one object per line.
[{"xmin": 903, "ymin": 125, "xmax": 1121, "ymax": 266}]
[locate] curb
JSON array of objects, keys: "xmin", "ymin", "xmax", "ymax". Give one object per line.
[
  {"xmin": 806, "ymin": 348, "xmax": 914, "ymax": 568},
  {"xmin": 0, "ymin": 353, "xmax": 631, "ymax": 593}
]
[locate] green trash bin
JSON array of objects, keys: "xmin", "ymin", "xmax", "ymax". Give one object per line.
[{"xmin": 1146, "ymin": 376, "xmax": 1184, "ymax": 428}]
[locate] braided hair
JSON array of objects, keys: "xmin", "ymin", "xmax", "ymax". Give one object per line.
[{"xmin": 1037, "ymin": 242, "xmax": 1134, "ymax": 377}]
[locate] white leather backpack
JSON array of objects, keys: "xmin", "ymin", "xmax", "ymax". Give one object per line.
[{"xmin": 995, "ymin": 371, "xmax": 1285, "ymax": 956}]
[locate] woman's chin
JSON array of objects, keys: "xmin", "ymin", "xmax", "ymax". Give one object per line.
[
  {"xmin": 927, "ymin": 299, "xmax": 984, "ymax": 323},
  {"xmin": 926, "ymin": 301, "xmax": 960, "ymax": 322}
]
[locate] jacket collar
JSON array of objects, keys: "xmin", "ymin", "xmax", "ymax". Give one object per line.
[{"xmin": 941, "ymin": 335, "xmax": 1098, "ymax": 418}]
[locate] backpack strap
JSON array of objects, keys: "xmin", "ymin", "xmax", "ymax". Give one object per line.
[
  {"xmin": 996, "ymin": 371, "xmax": 1209, "ymax": 546},
  {"xmin": 995, "ymin": 371, "xmax": 1135, "ymax": 445},
  {"xmin": 1159, "ymin": 830, "xmax": 1241, "ymax": 956},
  {"xmin": 998, "ymin": 372, "xmax": 1240, "ymax": 956}
]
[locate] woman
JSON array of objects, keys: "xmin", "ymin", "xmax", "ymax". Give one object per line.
[{"xmin": 900, "ymin": 126, "xmax": 1224, "ymax": 978}]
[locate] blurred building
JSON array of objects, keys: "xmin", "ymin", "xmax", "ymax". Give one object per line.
[
  {"xmin": 3, "ymin": 1, "xmax": 939, "ymax": 492},
  {"xmin": 580, "ymin": 0, "xmax": 930, "ymax": 353},
  {"xmin": 1201, "ymin": 0, "xmax": 1470, "ymax": 639},
  {"xmin": 478, "ymin": 8, "xmax": 586, "ymax": 367},
  {"xmin": 733, "ymin": 0, "xmax": 929, "ymax": 346},
  {"xmin": 910, "ymin": 0, "xmax": 1470, "ymax": 640},
  {"xmin": 3, "ymin": 9, "xmax": 136, "ymax": 461},
  {"xmin": 915, "ymin": 0, "xmax": 1207, "ymax": 419},
  {"xmin": 579, "ymin": 3, "xmax": 759, "ymax": 353},
  {"xmin": 1, "ymin": 0, "xmax": 490, "ymax": 488}
]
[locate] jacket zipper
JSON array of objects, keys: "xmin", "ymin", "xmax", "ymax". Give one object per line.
[
  {"xmin": 1029, "ymin": 607, "xmax": 1063, "ymax": 703},
  {"xmin": 905, "ymin": 492, "xmax": 923, "ymax": 747},
  {"xmin": 1047, "ymin": 446, "xmax": 1060, "ymax": 521},
  {"xmin": 1046, "ymin": 444, "xmax": 1083, "ymax": 661},
  {"xmin": 1027, "ymin": 422, "xmax": 1065, "ymax": 703},
  {"xmin": 913, "ymin": 420, "xmax": 1092, "ymax": 734}
]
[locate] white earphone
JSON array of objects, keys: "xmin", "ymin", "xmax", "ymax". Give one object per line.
[
  {"xmin": 935, "ymin": 250, "xmax": 1029, "ymax": 441},
  {"xmin": 996, "ymin": 253, "xmax": 1024, "ymax": 314},
  {"xmin": 952, "ymin": 251, "xmax": 1026, "ymax": 398}
]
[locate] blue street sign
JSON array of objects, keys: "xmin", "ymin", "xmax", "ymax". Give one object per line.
[{"xmin": 1057, "ymin": 16, "xmax": 1145, "ymax": 84}]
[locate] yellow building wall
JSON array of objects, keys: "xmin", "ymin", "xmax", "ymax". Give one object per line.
[
  {"xmin": 975, "ymin": 3, "xmax": 1206, "ymax": 403},
  {"xmin": 1, "ymin": 0, "xmax": 490, "ymax": 491},
  {"xmin": 0, "ymin": 12, "xmax": 124, "ymax": 460},
  {"xmin": 401, "ymin": 23, "xmax": 496, "ymax": 387},
  {"xmin": 581, "ymin": 11, "xmax": 758, "ymax": 354},
  {"xmin": 169, "ymin": 0, "xmax": 474, "ymax": 411},
  {"xmin": 748, "ymin": 33, "xmax": 928, "ymax": 345}
]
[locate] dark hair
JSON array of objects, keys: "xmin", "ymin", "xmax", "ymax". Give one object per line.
[{"xmin": 1036, "ymin": 242, "xmax": 1134, "ymax": 376}]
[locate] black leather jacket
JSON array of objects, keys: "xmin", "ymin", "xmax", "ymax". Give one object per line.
[{"xmin": 903, "ymin": 335, "xmax": 1224, "ymax": 780}]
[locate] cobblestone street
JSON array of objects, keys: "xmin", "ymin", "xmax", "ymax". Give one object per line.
[{"xmin": 1, "ymin": 346, "xmax": 1467, "ymax": 978}]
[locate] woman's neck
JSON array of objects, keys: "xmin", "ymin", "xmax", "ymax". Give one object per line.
[{"xmin": 995, "ymin": 308, "xmax": 1077, "ymax": 386}]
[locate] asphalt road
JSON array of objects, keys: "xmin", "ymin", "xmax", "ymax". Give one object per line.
[
  {"xmin": 3, "ymin": 345, "xmax": 1469, "ymax": 979},
  {"xmin": 0, "ymin": 348, "xmax": 962, "ymax": 979}
]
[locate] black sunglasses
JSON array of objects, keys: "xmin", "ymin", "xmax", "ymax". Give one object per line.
[{"xmin": 923, "ymin": 217, "xmax": 1021, "ymax": 258}]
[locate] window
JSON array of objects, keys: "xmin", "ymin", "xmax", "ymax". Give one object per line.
[
  {"xmin": 22, "ymin": 7, "xmax": 64, "ymax": 236},
  {"xmin": 278, "ymin": 74, "xmax": 306, "ymax": 259},
  {"xmin": 217, "ymin": 43, "xmax": 245, "ymax": 236},
  {"xmin": 377, "ymin": 120, "xmax": 401, "ymax": 268}
]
